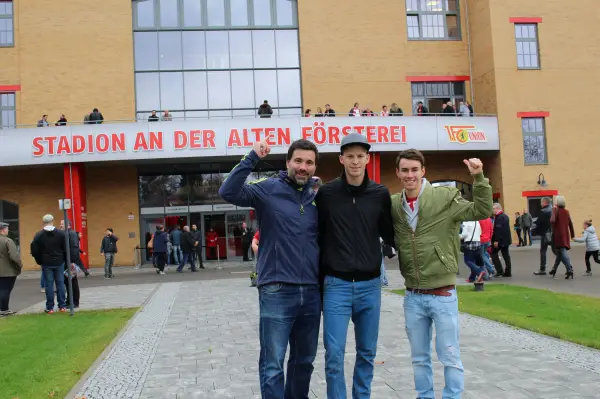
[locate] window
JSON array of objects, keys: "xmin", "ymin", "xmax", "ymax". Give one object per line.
[
  {"xmin": 132, "ymin": 0, "xmax": 301, "ymax": 117},
  {"xmin": 0, "ymin": 92, "xmax": 16, "ymax": 129},
  {"xmin": 522, "ymin": 117, "xmax": 547, "ymax": 164},
  {"xmin": 0, "ymin": 200, "xmax": 19, "ymax": 248},
  {"xmin": 406, "ymin": 0, "xmax": 460, "ymax": 40},
  {"xmin": 0, "ymin": 0, "xmax": 14, "ymax": 46},
  {"xmin": 410, "ymin": 82, "xmax": 465, "ymax": 114},
  {"xmin": 515, "ymin": 24, "xmax": 540, "ymax": 69}
]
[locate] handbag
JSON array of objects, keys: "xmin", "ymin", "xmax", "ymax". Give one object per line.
[{"xmin": 460, "ymin": 222, "xmax": 477, "ymax": 253}]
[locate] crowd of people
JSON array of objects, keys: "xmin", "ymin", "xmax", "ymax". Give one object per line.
[{"xmin": 37, "ymin": 108, "xmax": 105, "ymax": 127}]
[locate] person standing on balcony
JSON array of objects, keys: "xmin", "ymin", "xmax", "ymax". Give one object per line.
[
  {"xmin": 37, "ymin": 114, "xmax": 49, "ymax": 127},
  {"xmin": 89, "ymin": 108, "xmax": 104, "ymax": 124},
  {"xmin": 324, "ymin": 104, "xmax": 336, "ymax": 117},
  {"xmin": 415, "ymin": 101, "xmax": 429, "ymax": 116},
  {"xmin": 459, "ymin": 102, "xmax": 470, "ymax": 117},
  {"xmin": 389, "ymin": 103, "xmax": 404, "ymax": 116},
  {"xmin": 349, "ymin": 102, "xmax": 362, "ymax": 117},
  {"xmin": 148, "ymin": 110, "xmax": 160, "ymax": 122},
  {"xmin": 55, "ymin": 114, "xmax": 68, "ymax": 126},
  {"xmin": 161, "ymin": 110, "xmax": 172, "ymax": 121},
  {"xmin": 258, "ymin": 100, "xmax": 273, "ymax": 118}
]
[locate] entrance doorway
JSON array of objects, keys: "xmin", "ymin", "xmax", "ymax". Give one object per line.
[
  {"xmin": 202, "ymin": 214, "xmax": 227, "ymax": 260},
  {"xmin": 141, "ymin": 215, "xmax": 164, "ymax": 263},
  {"xmin": 527, "ymin": 197, "xmax": 552, "ymax": 238},
  {"xmin": 226, "ymin": 212, "xmax": 247, "ymax": 260}
]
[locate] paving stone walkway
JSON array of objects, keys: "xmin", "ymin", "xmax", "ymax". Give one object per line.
[{"xmin": 71, "ymin": 271, "xmax": 600, "ymax": 399}]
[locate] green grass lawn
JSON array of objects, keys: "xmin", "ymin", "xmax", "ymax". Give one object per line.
[
  {"xmin": 392, "ymin": 285, "xmax": 600, "ymax": 349},
  {"xmin": 0, "ymin": 308, "xmax": 137, "ymax": 399}
]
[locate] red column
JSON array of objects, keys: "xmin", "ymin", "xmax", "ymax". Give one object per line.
[
  {"xmin": 63, "ymin": 163, "xmax": 88, "ymax": 268},
  {"xmin": 366, "ymin": 152, "xmax": 381, "ymax": 183}
]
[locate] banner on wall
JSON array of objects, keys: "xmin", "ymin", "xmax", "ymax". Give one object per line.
[{"xmin": 0, "ymin": 116, "xmax": 499, "ymax": 167}]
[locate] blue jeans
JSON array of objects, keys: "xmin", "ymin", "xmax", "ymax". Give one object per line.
[
  {"xmin": 40, "ymin": 271, "xmax": 46, "ymax": 289},
  {"xmin": 42, "ymin": 265, "xmax": 66, "ymax": 311},
  {"xmin": 172, "ymin": 244, "xmax": 182, "ymax": 264},
  {"xmin": 464, "ymin": 249, "xmax": 484, "ymax": 282},
  {"xmin": 479, "ymin": 242, "xmax": 495, "ymax": 276},
  {"xmin": 177, "ymin": 252, "xmax": 196, "ymax": 271},
  {"xmin": 380, "ymin": 256, "xmax": 388, "ymax": 286},
  {"xmin": 323, "ymin": 275, "xmax": 381, "ymax": 399},
  {"xmin": 258, "ymin": 283, "xmax": 321, "ymax": 399},
  {"xmin": 404, "ymin": 289, "xmax": 464, "ymax": 399}
]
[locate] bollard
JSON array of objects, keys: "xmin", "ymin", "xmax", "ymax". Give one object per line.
[{"xmin": 474, "ymin": 282, "xmax": 485, "ymax": 292}]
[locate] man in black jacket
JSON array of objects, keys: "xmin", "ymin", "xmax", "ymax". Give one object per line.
[
  {"xmin": 31, "ymin": 214, "xmax": 68, "ymax": 313},
  {"xmin": 177, "ymin": 226, "xmax": 198, "ymax": 273},
  {"xmin": 491, "ymin": 203, "xmax": 513, "ymax": 277},
  {"xmin": 60, "ymin": 220, "xmax": 81, "ymax": 307},
  {"xmin": 316, "ymin": 133, "xmax": 395, "ymax": 398},
  {"xmin": 190, "ymin": 224, "xmax": 205, "ymax": 269},
  {"xmin": 241, "ymin": 222, "xmax": 253, "ymax": 262},
  {"xmin": 534, "ymin": 197, "xmax": 553, "ymax": 275},
  {"xmin": 100, "ymin": 228, "xmax": 119, "ymax": 279}
]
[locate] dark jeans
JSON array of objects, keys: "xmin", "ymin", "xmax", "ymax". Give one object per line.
[
  {"xmin": 585, "ymin": 250, "xmax": 600, "ymax": 272},
  {"xmin": 323, "ymin": 276, "xmax": 381, "ymax": 398},
  {"xmin": 0, "ymin": 276, "xmax": 17, "ymax": 311},
  {"xmin": 464, "ymin": 248, "xmax": 484, "ymax": 281},
  {"xmin": 207, "ymin": 246, "xmax": 217, "ymax": 260},
  {"xmin": 178, "ymin": 252, "xmax": 197, "ymax": 272},
  {"xmin": 65, "ymin": 275, "xmax": 80, "ymax": 307},
  {"xmin": 522, "ymin": 228, "xmax": 532, "ymax": 246},
  {"xmin": 491, "ymin": 246, "xmax": 512, "ymax": 276},
  {"xmin": 516, "ymin": 230, "xmax": 524, "ymax": 246},
  {"xmin": 258, "ymin": 283, "xmax": 321, "ymax": 399},
  {"xmin": 192, "ymin": 246, "xmax": 204, "ymax": 267},
  {"xmin": 539, "ymin": 234, "xmax": 552, "ymax": 271},
  {"xmin": 242, "ymin": 240, "xmax": 251, "ymax": 261},
  {"xmin": 155, "ymin": 252, "xmax": 167, "ymax": 272},
  {"xmin": 43, "ymin": 265, "xmax": 66, "ymax": 310}
]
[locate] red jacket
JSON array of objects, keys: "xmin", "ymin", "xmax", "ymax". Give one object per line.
[
  {"xmin": 479, "ymin": 218, "xmax": 493, "ymax": 243},
  {"xmin": 551, "ymin": 207, "xmax": 574, "ymax": 249},
  {"xmin": 206, "ymin": 231, "xmax": 218, "ymax": 247}
]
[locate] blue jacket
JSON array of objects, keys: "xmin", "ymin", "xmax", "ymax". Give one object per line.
[
  {"xmin": 152, "ymin": 231, "xmax": 169, "ymax": 253},
  {"xmin": 170, "ymin": 229, "xmax": 182, "ymax": 246},
  {"xmin": 218, "ymin": 150, "xmax": 319, "ymax": 287}
]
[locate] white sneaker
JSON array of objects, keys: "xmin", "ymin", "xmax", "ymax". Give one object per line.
[
  {"xmin": 40, "ymin": 288, "xmax": 45, "ymax": 293},
  {"xmin": 160, "ymin": 271, "xmax": 166, "ymax": 275}
]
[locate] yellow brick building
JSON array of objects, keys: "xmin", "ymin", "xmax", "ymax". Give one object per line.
[{"xmin": 0, "ymin": 0, "xmax": 596, "ymax": 270}]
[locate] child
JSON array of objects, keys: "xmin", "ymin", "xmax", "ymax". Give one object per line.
[{"xmin": 574, "ymin": 219, "xmax": 600, "ymax": 276}]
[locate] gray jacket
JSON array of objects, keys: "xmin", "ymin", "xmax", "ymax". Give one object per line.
[
  {"xmin": 0, "ymin": 235, "xmax": 22, "ymax": 277},
  {"xmin": 520, "ymin": 213, "xmax": 533, "ymax": 228},
  {"xmin": 574, "ymin": 226, "xmax": 600, "ymax": 252}
]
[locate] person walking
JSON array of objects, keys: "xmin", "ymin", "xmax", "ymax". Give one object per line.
[
  {"xmin": 177, "ymin": 226, "xmax": 198, "ymax": 273},
  {"xmin": 190, "ymin": 224, "xmax": 205, "ymax": 269},
  {"xmin": 460, "ymin": 221, "xmax": 486, "ymax": 282},
  {"xmin": 0, "ymin": 222, "xmax": 22, "ymax": 317},
  {"xmin": 514, "ymin": 212, "xmax": 524, "ymax": 247},
  {"xmin": 100, "ymin": 228, "xmax": 119, "ymax": 279},
  {"xmin": 574, "ymin": 219, "xmax": 600, "ymax": 276},
  {"xmin": 391, "ymin": 149, "xmax": 493, "ymax": 399},
  {"xmin": 316, "ymin": 133, "xmax": 395, "ymax": 398},
  {"xmin": 491, "ymin": 203, "xmax": 513, "ymax": 277},
  {"xmin": 152, "ymin": 225, "xmax": 169, "ymax": 275},
  {"xmin": 219, "ymin": 139, "xmax": 321, "ymax": 399},
  {"xmin": 520, "ymin": 209, "xmax": 533, "ymax": 246},
  {"xmin": 30, "ymin": 214, "xmax": 68, "ymax": 314},
  {"xmin": 549, "ymin": 196, "xmax": 575, "ymax": 279},
  {"xmin": 478, "ymin": 216, "xmax": 496, "ymax": 277},
  {"xmin": 170, "ymin": 225, "xmax": 183, "ymax": 266},
  {"xmin": 61, "ymin": 220, "xmax": 81, "ymax": 308},
  {"xmin": 534, "ymin": 197, "xmax": 554, "ymax": 275},
  {"xmin": 241, "ymin": 222, "xmax": 253, "ymax": 262}
]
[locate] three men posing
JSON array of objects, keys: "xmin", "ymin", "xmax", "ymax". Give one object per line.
[{"xmin": 220, "ymin": 138, "xmax": 492, "ymax": 398}]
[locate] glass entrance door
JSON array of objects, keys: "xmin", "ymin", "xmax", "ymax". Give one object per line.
[
  {"xmin": 141, "ymin": 215, "xmax": 165, "ymax": 263},
  {"xmin": 203, "ymin": 214, "xmax": 227, "ymax": 260},
  {"xmin": 225, "ymin": 212, "xmax": 248, "ymax": 260}
]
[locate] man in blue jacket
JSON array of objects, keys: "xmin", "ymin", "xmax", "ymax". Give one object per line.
[{"xmin": 219, "ymin": 139, "xmax": 320, "ymax": 399}]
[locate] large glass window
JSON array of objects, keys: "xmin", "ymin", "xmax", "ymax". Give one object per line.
[
  {"xmin": 515, "ymin": 24, "xmax": 540, "ymax": 69},
  {"xmin": 410, "ymin": 81, "xmax": 465, "ymax": 115},
  {"xmin": 0, "ymin": 200, "xmax": 19, "ymax": 248},
  {"xmin": 133, "ymin": 0, "xmax": 301, "ymax": 117},
  {"xmin": 0, "ymin": 93, "xmax": 16, "ymax": 129},
  {"xmin": 0, "ymin": 0, "xmax": 14, "ymax": 47},
  {"xmin": 406, "ymin": 0, "xmax": 460, "ymax": 40},
  {"xmin": 522, "ymin": 117, "xmax": 547, "ymax": 165}
]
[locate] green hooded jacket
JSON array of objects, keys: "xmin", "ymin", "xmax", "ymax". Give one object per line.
[{"xmin": 391, "ymin": 173, "xmax": 493, "ymax": 289}]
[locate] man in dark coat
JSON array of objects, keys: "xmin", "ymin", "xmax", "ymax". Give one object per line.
[
  {"xmin": 241, "ymin": 222, "xmax": 253, "ymax": 262},
  {"xmin": 177, "ymin": 226, "xmax": 197, "ymax": 273},
  {"xmin": 190, "ymin": 224, "xmax": 205, "ymax": 269},
  {"xmin": 534, "ymin": 197, "xmax": 554, "ymax": 275},
  {"xmin": 491, "ymin": 203, "xmax": 513, "ymax": 277}
]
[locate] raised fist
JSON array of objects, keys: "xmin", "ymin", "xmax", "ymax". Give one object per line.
[
  {"xmin": 463, "ymin": 158, "xmax": 483, "ymax": 175},
  {"xmin": 253, "ymin": 140, "xmax": 271, "ymax": 159}
]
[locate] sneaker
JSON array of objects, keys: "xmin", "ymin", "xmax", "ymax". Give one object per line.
[
  {"xmin": 40, "ymin": 288, "xmax": 46, "ymax": 293},
  {"xmin": 160, "ymin": 271, "xmax": 166, "ymax": 275},
  {"xmin": 59, "ymin": 308, "xmax": 67, "ymax": 313},
  {"xmin": 44, "ymin": 309, "xmax": 54, "ymax": 314},
  {"xmin": 583, "ymin": 271, "xmax": 593, "ymax": 276},
  {"xmin": 0, "ymin": 310, "xmax": 16, "ymax": 316},
  {"xmin": 533, "ymin": 270, "xmax": 547, "ymax": 275},
  {"xmin": 104, "ymin": 276, "xmax": 110, "ymax": 279},
  {"xmin": 156, "ymin": 269, "xmax": 160, "ymax": 274}
]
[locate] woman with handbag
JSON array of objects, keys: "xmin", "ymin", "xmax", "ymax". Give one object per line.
[
  {"xmin": 0, "ymin": 222, "xmax": 22, "ymax": 316},
  {"xmin": 460, "ymin": 220, "xmax": 486, "ymax": 282}
]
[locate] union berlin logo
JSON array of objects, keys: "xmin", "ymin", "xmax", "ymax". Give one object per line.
[{"xmin": 445, "ymin": 125, "xmax": 487, "ymax": 144}]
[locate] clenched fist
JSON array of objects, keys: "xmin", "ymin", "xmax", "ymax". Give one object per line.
[
  {"xmin": 463, "ymin": 158, "xmax": 483, "ymax": 175},
  {"xmin": 253, "ymin": 140, "xmax": 271, "ymax": 159}
]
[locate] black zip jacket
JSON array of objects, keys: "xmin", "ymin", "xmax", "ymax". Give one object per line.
[
  {"xmin": 181, "ymin": 231, "xmax": 196, "ymax": 253},
  {"xmin": 534, "ymin": 205, "xmax": 552, "ymax": 235},
  {"xmin": 31, "ymin": 228, "xmax": 68, "ymax": 267},
  {"xmin": 316, "ymin": 172, "xmax": 395, "ymax": 281}
]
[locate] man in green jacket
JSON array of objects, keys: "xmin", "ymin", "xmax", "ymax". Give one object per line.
[{"xmin": 391, "ymin": 149, "xmax": 492, "ymax": 399}]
